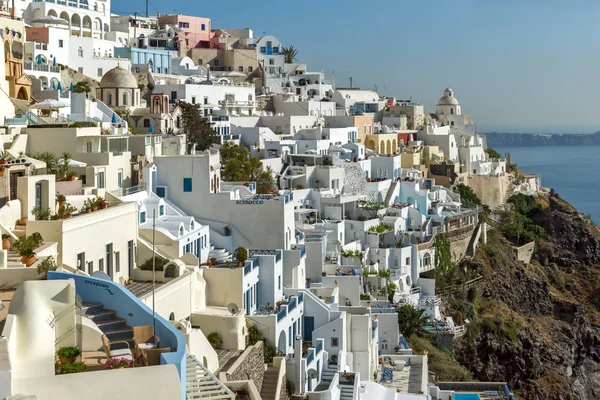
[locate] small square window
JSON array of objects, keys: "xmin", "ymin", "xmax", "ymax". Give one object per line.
[
  {"xmin": 248, "ymin": 66, "xmax": 253, "ymax": 72},
  {"xmin": 191, "ymin": 96, "xmax": 196, "ymax": 104},
  {"xmin": 201, "ymin": 24, "xmax": 205, "ymax": 30},
  {"xmin": 58, "ymin": 39, "xmax": 63, "ymax": 48},
  {"xmin": 78, "ymin": 67, "xmax": 83, "ymax": 74},
  {"xmin": 98, "ymin": 68, "xmax": 103, "ymax": 77},
  {"xmin": 144, "ymin": 119, "xmax": 150, "ymax": 128},
  {"xmin": 405, "ymin": 257, "xmax": 410, "ymax": 265},
  {"xmin": 331, "ymin": 337, "xmax": 339, "ymax": 347},
  {"xmin": 239, "ymin": 66, "xmax": 243, "ymax": 72}
]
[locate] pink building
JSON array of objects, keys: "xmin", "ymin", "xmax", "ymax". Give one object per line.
[{"xmin": 158, "ymin": 14, "xmax": 211, "ymax": 49}]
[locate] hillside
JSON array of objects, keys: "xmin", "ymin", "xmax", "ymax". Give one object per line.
[
  {"xmin": 446, "ymin": 193, "xmax": 600, "ymax": 399},
  {"xmin": 485, "ymin": 132, "xmax": 600, "ymax": 146}
]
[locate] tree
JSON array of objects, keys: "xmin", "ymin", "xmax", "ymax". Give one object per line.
[
  {"xmin": 219, "ymin": 142, "xmax": 274, "ymax": 194},
  {"xmin": 36, "ymin": 151, "xmax": 56, "ymax": 173},
  {"xmin": 72, "ymin": 81, "xmax": 90, "ymax": 94},
  {"xmin": 455, "ymin": 183, "xmax": 482, "ymax": 208},
  {"xmin": 359, "ymin": 200, "xmax": 384, "ymax": 219},
  {"xmin": 281, "ymin": 45, "xmax": 299, "ymax": 64},
  {"xmin": 435, "ymin": 234, "xmax": 457, "ymax": 288},
  {"xmin": 485, "ymin": 147, "xmax": 501, "ymax": 160},
  {"xmin": 397, "ymin": 304, "xmax": 428, "ymax": 338},
  {"xmin": 179, "ymin": 101, "xmax": 218, "ymax": 153}
]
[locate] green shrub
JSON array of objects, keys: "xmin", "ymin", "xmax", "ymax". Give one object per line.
[
  {"xmin": 38, "ymin": 256, "xmax": 58, "ymax": 279},
  {"xmin": 286, "ymin": 379, "xmax": 295, "ymax": 397},
  {"xmin": 247, "ymin": 323, "xmax": 262, "ymax": 346},
  {"xmin": 57, "ymin": 346, "xmax": 80, "ymax": 358},
  {"xmin": 207, "ymin": 332, "xmax": 222, "ymax": 348},
  {"xmin": 139, "ymin": 256, "xmax": 169, "ymax": 271},
  {"xmin": 146, "ymin": 82, "xmax": 154, "ymax": 90},
  {"xmin": 59, "ymin": 361, "xmax": 87, "ymax": 374},
  {"xmin": 409, "ymin": 335, "xmax": 472, "ymax": 381},
  {"xmin": 360, "ymin": 293, "xmax": 371, "ymax": 300},
  {"xmin": 69, "ymin": 121, "xmax": 97, "ymax": 128},
  {"xmin": 263, "ymin": 340, "xmax": 277, "ymax": 363},
  {"xmin": 357, "ymin": 215, "xmax": 367, "ymax": 221}
]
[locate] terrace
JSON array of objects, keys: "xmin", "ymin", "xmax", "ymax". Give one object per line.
[{"xmin": 376, "ymin": 354, "xmax": 428, "ymax": 394}]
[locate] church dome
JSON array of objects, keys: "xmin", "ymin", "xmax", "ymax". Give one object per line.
[
  {"xmin": 437, "ymin": 88, "xmax": 459, "ymax": 106},
  {"xmin": 100, "ymin": 66, "xmax": 138, "ymax": 89}
]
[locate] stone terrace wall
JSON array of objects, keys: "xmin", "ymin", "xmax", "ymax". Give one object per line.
[
  {"xmin": 220, "ymin": 341, "xmax": 265, "ymax": 392},
  {"xmin": 513, "ymin": 241, "xmax": 535, "ymax": 264}
]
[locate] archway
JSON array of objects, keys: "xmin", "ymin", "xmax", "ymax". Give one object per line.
[
  {"xmin": 392, "ymin": 140, "xmax": 397, "ymax": 154},
  {"xmin": 59, "ymin": 11, "xmax": 70, "ymax": 27},
  {"xmin": 169, "ymin": 312, "xmax": 175, "ymax": 321},
  {"xmin": 164, "ymin": 263, "xmax": 179, "ymax": 278},
  {"xmin": 47, "ymin": 9, "xmax": 57, "ymax": 17},
  {"xmin": 17, "ymin": 87, "xmax": 28, "ymax": 100},
  {"xmin": 386, "ymin": 140, "xmax": 391, "ymax": 154},
  {"xmin": 379, "ymin": 140, "xmax": 385, "ymax": 153},
  {"xmin": 82, "ymin": 15, "xmax": 92, "ymax": 37},
  {"xmin": 71, "ymin": 14, "xmax": 81, "ymax": 35},
  {"xmin": 31, "ymin": 8, "xmax": 43, "ymax": 20},
  {"xmin": 277, "ymin": 330, "xmax": 287, "ymax": 354}
]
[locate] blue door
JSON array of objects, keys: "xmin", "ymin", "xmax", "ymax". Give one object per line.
[{"xmin": 304, "ymin": 316, "xmax": 314, "ymax": 342}]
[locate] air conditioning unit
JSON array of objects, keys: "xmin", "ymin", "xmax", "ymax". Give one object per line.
[{"xmin": 171, "ymin": 319, "xmax": 192, "ymax": 335}]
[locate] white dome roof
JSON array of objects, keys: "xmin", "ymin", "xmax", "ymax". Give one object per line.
[
  {"xmin": 437, "ymin": 88, "xmax": 459, "ymax": 106},
  {"xmin": 100, "ymin": 66, "xmax": 138, "ymax": 89}
]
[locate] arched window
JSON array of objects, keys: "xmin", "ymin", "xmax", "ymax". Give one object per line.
[
  {"xmin": 107, "ymin": 93, "xmax": 112, "ymax": 105},
  {"xmin": 450, "ymin": 108, "xmax": 454, "ymax": 114},
  {"xmin": 122, "ymin": 92, "xmax": 127, "ymax": 105}
]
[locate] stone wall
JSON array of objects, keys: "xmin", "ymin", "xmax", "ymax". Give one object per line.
[
  {"xmin": 512, "ymin": 241, "xmax": 535, "ymax": 264},
  {"xmin": 220, "ymin": 341, "xmax": 265, "ymax": 392},
  {"xmin": 466, "ymin": 174, "xmax": 509, "ymax": 209},
  {"xmin": 280, "ymin": 376, "xmax": 291, "ymax": 400}
]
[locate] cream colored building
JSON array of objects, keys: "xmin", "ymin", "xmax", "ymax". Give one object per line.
[
  {"xmin": 365, "ymin": 133, "xmax": 398, "ymax": 155},
  {"xmin": 95, "ymin": 66, "xmax": 141, "ymax": 111}
]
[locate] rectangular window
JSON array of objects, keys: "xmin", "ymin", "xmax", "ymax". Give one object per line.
[
  {"xmin": 260, "ymin": 47, "xmax": 266, "ymax": 54},
  {"xmin": 191, "ymin": 96, "xmax": 196, "ymax": 104},
  {"xmin": 117, "ymin": 169, "xmax": 123, "ymax": 188},
  {"xmin": 273, "ymin": 47, "xmax": 279, "ymax": 53},
  {"xmin": 140, "ymin": 212, "xmax": 146, "ymax": 224},
  {"xmin": 96, "ymin": 170, "xmax": 105, "ymax": 189},
  {"xmin": 77, "ymin": 253, "xmax": 85, "ymax": 271},
  {"xmin": 88, "ymin": 260, "xmax": 93, "ymax": 275},
  {"xmin": 115, "ymin": 251, "xmax": 120, "ymax": 273},
  {"xmin": 78, "ymin": 48, "xmax": 83, "ymax": 57},
  {"xmin": 405, "ymin": 257, "xmax": 410, "ymax": 265},
  {"xmin": 331, "ymin": 337, "xmax": 339, "ymax": 347},
  {"xmin": 183, "ymin": 178, "xmax": 192, "ymax": 192},
  {"xmin": 144, "ymin": 119, "xmax": 150, "ymax": 128},
  {"xmin": 58, "ymin": 39, "xmax": 63, "ymax": 48},
  {"xmin": 98, "ymin": 68, "xmax": 103, "ymax": 77},
  {"xmin": 201, "ymin": 23, "xmax": 205, "ymax": 30},
  {"xmin": 156, "ymin": 186, "xmax": 166, "ymax": 198},
  {"xmin": 170, "ymin": 91, "xmax": 177, "ymax": 101},
  {"xmin": 86, "ymin": 142, "xmax": 92, "ymax": 153},
  {"xmin": 128, "ymin": 240, "xmax": 134, "ymax": 274},
  {"xmin": 99, "ymin": 259, "xmax": 104, "ymax": 272},
  {"xmin": 248, "ymin": 66, "xmax": 253, "ymax": 72},
  {"xmin": 269, "ymin": 58, "xmax": 274, "ymax": 65},
  {"xmin": 159, "ymin": 205, "xmax": 164, "ymax": 216},
  {"xmin": 78, "ymin": 67, "xmax": 83, "ymax": 74},
  {"xmin": 278, "ymin": 276, "xmax": 281, "ymax": 290},
  {"xmin": 203, "ymin": 96, "xmax": 208, "ymax": 105},
  {"xmin": 239, "ymin": 66, "xmax": 243, "ymax": 72}
]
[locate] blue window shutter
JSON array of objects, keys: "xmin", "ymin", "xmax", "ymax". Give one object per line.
[
  {"xmin": 183, "ymin": 178, "xmax": 192, "ymax": 192},
  {"xmin": 156, "ymin": 187, "xmax": 166, "ymax": 198}
]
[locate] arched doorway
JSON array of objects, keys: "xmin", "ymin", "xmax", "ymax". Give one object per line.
[
  {"xmin": 277, "ymin": 330, "xmax": 287, "ymax": 354},
  {"xmin": 17, "ymin": 87, "xmax": 28, "ymax": 100}
]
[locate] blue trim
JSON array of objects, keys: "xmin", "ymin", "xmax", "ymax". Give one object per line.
[{"xmin": 48, "ymin": 272, "xmax": 186, "ymax": 399}]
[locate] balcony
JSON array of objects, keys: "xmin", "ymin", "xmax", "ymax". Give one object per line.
[
  {"xmin": 248, "ymin": 249, "xmax": 282, "ymax": 262},
  {"xmin": 291, "ymin": 244, "xmax": 306, "ymax": 258}
]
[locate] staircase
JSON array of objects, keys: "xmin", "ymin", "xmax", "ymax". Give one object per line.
[
  {"xmin": 384, "ymin": 179, "xmax": 399, "ymax": 206},
  {"xmin": 81, "ymin": 302, "xmax": 134, "ymax": 350},
  {"xmin": 208, "ymin": 245, "xmax": 232, "ymax": 263},
  {"xmin": 340, "ymin": 384, "xmax": 354, "ymax": 400},
  {"xmin": 6, "ymin": 248, "xmax": 23, "ymax": 267},
  {"xmin": 260, "ymin": 365, "xmax": 279, "ymax": 400}
]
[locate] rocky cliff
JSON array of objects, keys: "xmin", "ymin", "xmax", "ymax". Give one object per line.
[{"xmin": 450, "ymin": 194, "xmax": 600, "ymax": 399}]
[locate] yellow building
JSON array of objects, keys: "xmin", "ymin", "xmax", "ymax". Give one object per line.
[
  {"xmin": 2, "ymin": 20, "xmax": 31, "ymax": 100},
  {"xmin": 365, "ymin": 133, "xmax": 398, "ymax": 155},
  {"xmin": 325, "ymin": 115, "xmax": 374, "ymax": 144}
]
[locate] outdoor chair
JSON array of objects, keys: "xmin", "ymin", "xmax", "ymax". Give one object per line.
[
  {"xmin": 101, "ymin": 334, "xmax": 134, "ymax": 363},
  {"xmin": 142, "ymin": 347, "xmax": 171, "ymax": 366},
  {"xmin": 132, "ymin": 325, "xmax": 160, "ymax": 364}
]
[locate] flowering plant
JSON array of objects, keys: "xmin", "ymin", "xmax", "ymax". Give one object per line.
[{"xmin": 104, "ymin": 357, "xmax": 132, "ymax": 369}]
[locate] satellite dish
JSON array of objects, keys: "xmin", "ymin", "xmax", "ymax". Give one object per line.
[{"xmin": 228, "ymin": 303, "xmax": 239, "ymax": 315}]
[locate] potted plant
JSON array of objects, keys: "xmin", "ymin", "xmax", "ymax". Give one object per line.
[
  {"xmin": 67, "ymin": 171, "xmax": 77, "ymax": 181},
  {"xmin": 0, "ymin": 151, "xmax": 10, "ymax": 165},
  {"xmin": 56, "ymin": 194, "xmax": 66, "ymax": 208},
  {"xmin": 20, "ymin": 248, "xmax": 37, "ymax": 267},
  {"xmin": 37, "ymin": 255, "xmax": 57, "ymax": 279},
  {"xmin": 1, "ymin": 233, "xmax": 10, "ymax": 250},
  {"xmin": 57, "ymin": 346, "xmax": 81, "ymax": 364},
  {"xmin": 60, "ymin": 203, "xmax": 77, "ymax": 219},
  {"xmin": 207, "ymin": 332, "xmax": 222, "ymax": 349},
  {"xmin": 59, "ymin": 361, "xmax": 87, "ymax": 374},
  {"xmin": 83, "ymin": 198, "xmax": 93, "ymax": 213},
  {"xmin": 104, "ymin": 357, "xmax": 132, "ymax": 369},
  {"xmin": 126, "ymin": 277, "xmax": 134, "ymax": 286},
  {"xmin": 234, "ymin": 247, "xmax": 248, "ymax": 267},
  {"xmin": 31, "ymin": 206, "xmax": 51, "ymax": 221},
  {"xmin": 0, "ymin": 165, "xmax": 5, "ymax": 177},
  {"xmin": 322, "ymin": 272, "xmax": 327, "ymax": 277},
  {"xmin": 96, "ymin": 196, "xmax": 108, "ymax": 210}
]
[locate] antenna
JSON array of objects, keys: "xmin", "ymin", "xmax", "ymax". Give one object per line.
[
  {"xmin": 349, "ymin": 77, "xmax": 353, "ymax": 89},
  {"xmin": 228, "ymin": 303, "xmax": 240, "ymax": 315}
]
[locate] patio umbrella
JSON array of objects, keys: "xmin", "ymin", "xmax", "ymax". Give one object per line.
[
  {"xmin": 30, "ymin": 99, "xmax": 69, "ymax": 110},
  {"xmin": 53, "ymin": 57, "xmax": 56, "ymax": 67},
  {"xmin": 57, "ymin": 158, "xmax": 87, "ymax": 167},
  {"xmin": 111, "ymin": 113, "xmax": 117, "ymax": 123},
  {"xmin": 37, "ymin": 55, "xmax": 42, "ymax": 65},
  {"xmin": 148, "ymin": 122, "xmax": 154, "ymax": 133},
  {"xmin": 30, "ymin": 16, "xmax": 69, "ymax": 25},
  {"xmin": 70, "ymin": 82, "xmax": 74, "ymax": 91},
  {"xmin": 57, "ymin": 81, "xmax": 62, "ymax": 91},
  {"xmin": 51, "ymin": 81, "xmax": 56, "ymax": 90}
]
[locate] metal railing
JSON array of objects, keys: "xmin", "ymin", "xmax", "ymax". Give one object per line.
[
  {"xmin": 110, "ymin": 183, "xmax": 147, "ymax": 198},
  {"xmin": 277, "ymin": 307, "xmax": 287, "ymax": 322},
  {"xmin": 316, "ymin": 341, "xmax": 322, "ymax": 354},
  {"xmin": 288, "ymin": 298, "xmax": 297, "ymax": 312},
  {"xmin": 306, "ymin": 351, "xmax": 314, "ymax": 365}
]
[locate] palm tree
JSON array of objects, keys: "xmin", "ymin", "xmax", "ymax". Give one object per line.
[
  {"xmin": 397, "ymin": 304, "xmax": 429, "ymax": 338},
  {"xmin": 37, "ymin": 151, "xmax": 56, "ymax": 173},
  {"xmin": 282, "ymin": 45, "xmax": 299, "ymax": 64}
]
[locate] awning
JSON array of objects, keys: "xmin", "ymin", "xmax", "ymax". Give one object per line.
[
  {"xmin": 57, "ymin": 159, "xmax": 87, "ymax": 167},
  {"xmin": 30, "ymin": 99, "xmax": 69, "ymax": 110}
]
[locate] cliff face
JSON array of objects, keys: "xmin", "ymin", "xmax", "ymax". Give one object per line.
[
  {"xmin": 452, "ymin": 195, "xmax": 600, "ymax": 399},
  {"xmin": 485, "ymin": 132, "xmax": 600, "ymax": 147}
]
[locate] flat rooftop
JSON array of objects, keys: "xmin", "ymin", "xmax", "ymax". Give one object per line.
[{"xmin": 126, "ymin": 281, "xmax": 166, "ymax": 298}]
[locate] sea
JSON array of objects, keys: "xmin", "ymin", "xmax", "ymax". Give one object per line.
[{"xmin": 494, "ymin": 145, "xmax": 600, "ymax": 225}]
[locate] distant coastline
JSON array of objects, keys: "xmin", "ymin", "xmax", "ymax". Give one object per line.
[{"xmin": 483, "ymin": 131, "xmax": 600, "ymax": 146}]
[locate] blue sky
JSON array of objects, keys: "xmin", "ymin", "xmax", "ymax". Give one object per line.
[{"xmin": 115, "ymin": 1, "xmax": 600, "ymax": 133}]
